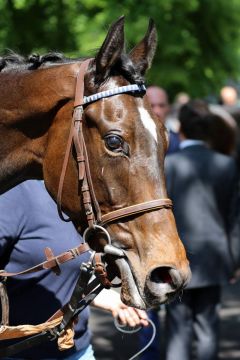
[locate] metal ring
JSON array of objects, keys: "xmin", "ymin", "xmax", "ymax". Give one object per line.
[{"xmin": 83, "ymin": 225, "xmax": 111, "ymax": 245}]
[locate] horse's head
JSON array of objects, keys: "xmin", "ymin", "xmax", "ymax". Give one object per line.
[{"xmin": 41, "ymin": 17, "xmax": 191, "ymax": 309}]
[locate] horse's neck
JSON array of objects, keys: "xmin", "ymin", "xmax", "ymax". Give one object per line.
[{"xmin": 0, "ymin": 63, "xmax": 80, "ymax": 193}]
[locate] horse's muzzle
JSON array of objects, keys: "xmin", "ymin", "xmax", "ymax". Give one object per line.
[
  {"xmin": 144, "ymin": 265, "xmax": 191, "ymax": 305},
  {"xmin": 114, "ymin": 256, "xmax": 191, "ymax": 309}
]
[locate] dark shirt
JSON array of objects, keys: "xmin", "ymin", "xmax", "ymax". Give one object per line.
[
  {"xmin": 165, "ymin": 145, "xmax": 237, "ymax": 288},
  {"xmin": 167, "ymin": 130, "xmax": 180, "ymax": 154},
  {"xmin": 0, "ymin": 181, "xmax": 91, "ymax": 359}
]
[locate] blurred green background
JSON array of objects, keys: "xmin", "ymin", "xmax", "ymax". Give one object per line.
[{"xmin": 1, "ymin": 0, "xmax": 240, "ymax": 100}]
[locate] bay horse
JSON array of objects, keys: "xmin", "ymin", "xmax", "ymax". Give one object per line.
[{"xmin": 0, "ymin": 17, "xmax": 190, "ymax": 310}]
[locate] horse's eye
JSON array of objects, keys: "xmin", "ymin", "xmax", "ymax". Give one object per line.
[{"xmin": 104, "ymin": 135, "xmax": 123, "ymax": 152}]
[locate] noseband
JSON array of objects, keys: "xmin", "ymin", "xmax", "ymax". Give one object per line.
[{"xmin": 57, "ymin": 59, "xmax": 172, "ymax": 241}]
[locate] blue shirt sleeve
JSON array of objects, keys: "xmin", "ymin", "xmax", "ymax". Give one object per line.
[{"xmin": 0, "ymin": 185, "xmax": 26, "ymax": 255}]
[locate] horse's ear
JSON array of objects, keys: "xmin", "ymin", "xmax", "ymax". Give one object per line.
[
  {"xmin": 95, "ymin": 16, "xmax": 125, "ymax": 81},
  {"xmin": 129, "ymin": 19, "xmax": 157, "ymax": 76}
]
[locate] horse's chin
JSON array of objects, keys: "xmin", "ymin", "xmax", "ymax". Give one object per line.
[{"xmin": 114, "ymin": 257, "xmax": 146, "ymax": 309}]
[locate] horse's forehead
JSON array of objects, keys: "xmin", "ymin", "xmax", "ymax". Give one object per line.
[
  {"xmin": 112, "ymin": 96, "xmax": 159, "ymax": 144},
  {"xmin": 93, "ymin": 77, "xmax": 159, "ymax": 143}
]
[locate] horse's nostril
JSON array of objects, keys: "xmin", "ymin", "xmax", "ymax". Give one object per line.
[
  {"xmin": 150, "ymin": 267, "xmax": 173, "ymax": 284},
  {"xmin": 146, "ymin": 267, "xmax": 187, "ymax": 302}
]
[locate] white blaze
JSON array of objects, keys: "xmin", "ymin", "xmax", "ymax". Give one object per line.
[{"xmin": 138, "ymin": 106, "xmax": 158, "ymax": 143}]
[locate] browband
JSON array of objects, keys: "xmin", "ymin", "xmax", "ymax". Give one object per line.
[{"xmin": 82, "ymin": 84, "xmax": 146, "ymax": 105}]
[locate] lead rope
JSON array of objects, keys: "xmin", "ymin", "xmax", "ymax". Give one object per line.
[{"xmin": 114, "ymin": 317, "xmax": 156, "ymax": 360}]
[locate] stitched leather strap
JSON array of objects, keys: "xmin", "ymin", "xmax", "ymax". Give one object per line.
[
  {"xmin": 0, "ymin": 243, "xmax": 90, "ymax": 277},
  {"xmin": 57, "ymin": 58, "xmax": 93, "ymax": 221},
  {"xmin": 74, "ymin": 59, "xmax": 92, "ymax": 107},
  {"xmin": 57, "ymin": 59, "xmax": 102, "ymax": 226},
  {"xmin": 100, "ymin": 198, "xmax": 172, "ymax": 226}
]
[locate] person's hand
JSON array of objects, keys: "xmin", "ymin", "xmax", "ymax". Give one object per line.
[
  {"xmin": 111, "ymin": 300, "xmax": 149, "ymax": 328},
  {"xmin": 91, "ymin": 288, "xmax": 149, "ymax": 328}
]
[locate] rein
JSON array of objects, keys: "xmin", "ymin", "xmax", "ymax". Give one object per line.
[{"xmin": 0, "ymin": 59, "xmax": 173, "ymax": 357}]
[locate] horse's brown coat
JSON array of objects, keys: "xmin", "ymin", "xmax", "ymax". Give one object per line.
[{"xmin": 0, "ymin": 17, "xmax": 190, "ymax": 309}]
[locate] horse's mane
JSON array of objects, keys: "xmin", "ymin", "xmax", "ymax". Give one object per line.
[
  {"xmin": 0, "ymin": 51, "xmax": 144, "ymax": 84},
  {"xmin": 0, "ymin": 51, "xmax": 75, "ymax": 72}
]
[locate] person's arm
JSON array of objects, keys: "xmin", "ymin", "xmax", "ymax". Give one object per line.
[
  {"xmin": 91, "ymin": 288, "xmax": 149, "ymax": 328},
  {"xmin": 0, "ymin": 186, "xmax": 25, "ymax": 258}
]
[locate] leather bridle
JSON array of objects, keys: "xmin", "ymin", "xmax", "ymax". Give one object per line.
[
  {"xmin": 57, "ymin": 58, "xmax": 173, "ymax": 246},
  {"xmin": 0, "ymin": 59, "xmax": 173, "ymax": 357}
]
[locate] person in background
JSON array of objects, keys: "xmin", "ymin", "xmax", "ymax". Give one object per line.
[
  {"xmin": 208, "ymin": 104, "xmax": 238, "ymax": 156},
  {"xmin": 146, "ymin": 86, "xmax": 180, "ymax": 154},
  {"xmin": 146, "ymin": 86, "xmax": 170, "ymax": 120},
  {"xmin": 218, "ymin": 86, "xmax": 240, "ymax": 170},
  {"xmin": 164, "ymin": 100, "xmax": 238, "ymax": 360},
  {"xmin": 0, "ymin": 180, "xmax": 148, "ymax": 360},
  {"xmin": 174, "ymin": 92, "xmax": 190, "ymax": 107},
  {"xmin": 220, "ymin": 86, "xmax": 239, "ymax": 107}
]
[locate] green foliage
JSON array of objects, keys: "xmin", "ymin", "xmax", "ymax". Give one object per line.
[{"xmin": 0, "ymin": 0, "xmax": 240, "ymax": 99}]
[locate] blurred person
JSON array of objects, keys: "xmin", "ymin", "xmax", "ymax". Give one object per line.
[
  {"xmin": 174, "ymin": 92, "xmax": 190, "ymax": 107},
  {"xmin": 146, "ymin": 86, "xmax": 180, "ymax": 154},
  {"xmin": 217, "ymin": 87, "xmax": 240, "ymax": 171},
  {"xmin": 146, "ymin": 86, "xmax": 170, "ymax": 121},
  {"xmin": 208, "ymin": 104, "xmax": 237, "ymax": 156},
  {"xmin": 220, "ymin": 86, "xmax": 238, "ymax": 107},
  {"xmin": 167, "ymin": 92, "xmax": 191, "ymax": 137},
  {"xmin": 164, "ymin": 100, "xmax": 238, "ymax": 360},
  {"xmin": 0, "ymin": 180, "xmax": 148, "ymax": 360}
]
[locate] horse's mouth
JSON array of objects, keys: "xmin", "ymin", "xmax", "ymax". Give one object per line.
[
  {"xmin": 113, "ymin": 257, "xmax": 178, "ymax": 309},
  {"xmin": 114, "ymin": 257, "xmax": 146, "ymax": 309}
]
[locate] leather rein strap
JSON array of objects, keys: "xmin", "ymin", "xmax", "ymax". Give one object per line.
[
  {"xmin": 0, "ymin": 243, "xmax": 90, "ymax": 278},
  {"xmin": 57, "ymin": 59, "xmax": 172, "ymax": 228}
]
